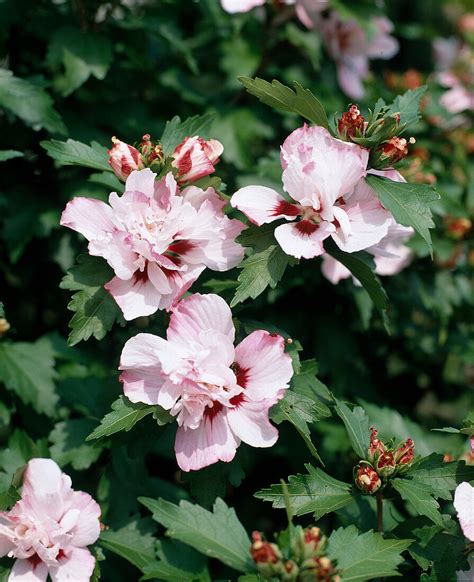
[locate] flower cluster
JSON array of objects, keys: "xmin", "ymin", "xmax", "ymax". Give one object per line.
[
  {"xmin": 250, "ymin": 526, "xmax": 340, "ymax": 581},
  {"xmin": 231, "ymin": 120, "xmax": 414, "ymax": 285},
  {"xmin": 119, "ymin": 293, "xmax": 293, "ymax": 471},
  {"xmin": 0, "ymin": 459, "xmax": 101, "ymax": 582},
  {"xmin": 61, "ymin": 168, "xmax": 245, "ymax": 320},
  {"xmin": 354, "ymin": 427, "xmax": 415, "ymax": 494}
]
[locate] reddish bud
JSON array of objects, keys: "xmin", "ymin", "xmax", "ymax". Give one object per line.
[
  {"xmin": 108, "ymin": 137, "xmax": 144, "ymax": 181},
  {"xmin": 376, "ymin": 451, "xmax": 396, "ymax": 477},
  {"xmin": 444, "ymin": 216, "xmax": 472, "ymax": 239},
  {"xmin": 250, "ymin": 531, "xmax": 281, "ymax": 565},
  {"xmin": 394, "ymin": 438, "xmax": 415, "ymax": 467},
  {"xmin": 0, "ymin": 318, "xmax": 10, "ymax": 337},
  {"xmin": 355, "ymin": 464, "xmax": 381, "ymax": 494},
  {"xmin": 376, "ymin": 136, "xmax": 411, "ymax": 165},
  {"xmin": 337, "ymin": 104, "xmax": 365, "ymax": 140},
  {"xmin": 368, "ymin": 427, "xmax": 386, "ymax": 463},
  {"xmin": 172, "ymin": 136, "xmax": 223, "ymax": 184}
]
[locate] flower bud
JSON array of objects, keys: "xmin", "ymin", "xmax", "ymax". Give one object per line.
[
  {"xmin": 444, "ymin": 216, "xmax": 472, "ymax": 239},
  {"xmin": 300, "ymin": 556, "xmax": 339, "ymax": 581},
  {"xmin": 250, "ymin": 531, "xmax": 282, "ymax": 577},
  {"xmin": 337, "ymin": 104, "xmax": 365, "ymax": 141},
  {"xmin": 355, "ymin": 464, "xmax": 382, "ymax": 494},
  {"xmin": 139, "ymin": 134, "xmax": 165, "ymax": 167},
  {"xmin": 172, "ymin": 136, "xmax": 223, "ymax": 184},
  {"xmin": 367, "ymin": 427, "xmax": 385, "ymax": 463},
  {"xmin": 0, "ymin": 318, "xmax": 10, "ymax": 337},
  {"xmin": 375, "ymin": 136, "xmax": 415, "ymax": 166},
  {"xmin": 108, "ymin": 137, "xmax": 144, "ymax": 181},
  {"xmin": 376, "ymin": 451, "xmax": 396, "ymax": 477},
  {"xmin": 394, "ymin": 438, "xmax": 415, "ymax": 468},
  {"xmin": 282, "ymin": 559, "xmax": 299, "ymax": 581}
]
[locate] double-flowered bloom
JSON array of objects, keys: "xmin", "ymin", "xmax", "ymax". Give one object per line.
[
  {"xmin": 232, "ymin": 125, "xmax": 394, "ymax": 260},
  {"xmin": 0, "ymin": 459, "xmax": 100, "ymax": 582},
  {"xmin": 61, "ymin": 169, "xmax": 245, "ymax": 320},
  {"xmin": 119, "ymin": 293, "xmax": 293, "ymax": 471}
]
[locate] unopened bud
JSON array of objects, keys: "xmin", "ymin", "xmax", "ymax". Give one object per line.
[
  {"xmin": 108, "ymin": 137, "xmax": 144, "ymax": 181},
  {"xmin": 444, "ymin": 216, "xmax": 472, "ymax": 239},
  {"xmin": 394, "ymin": 438, "xmax": 415, "ymax": 468},
  {"xmin": 367, "ymin": 427, "xmax": 386, "ymax": 463},
  {"xmin": 337, "ymin": 104, "xmax": 365, "ymax": 141},
  {"xmin": 376, "ymin": 136, "xmax": 410, "ymax": 165},
  {"xmin": 355, "ymin": 464, "xmax": 382, "ymax": 494},
  {"xmin": 282, "ymin": 559, "xmax": 299, "ymax": 581},
  {"xmin": 376, "ymin": 451, "xmax": 396, "ymax": 477},
  {"xmin": 250, "ymin": 531, "xmax": 282, "ymax": 577}
]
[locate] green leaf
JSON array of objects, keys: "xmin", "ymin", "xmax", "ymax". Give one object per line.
[
  {"xmin": 291, "ymin": 359, "xmax": 332, "ymax": 413},
  {"xmin": 0, "ymin": 150, "xmax": 23, "ymax": 162},
  {"xmin": 49, "ymin": 419, "xmax": 103, "ymax": 470},
  {"xmin": 99, "ymin": 518, "xmax": 156, "ymax": 571},
  {"xmin": 391, "ymin": 478, "xmax": 443, "ymax": 526},
  {"xmin": 365, "ymin": 175, "xmax": 440, "ymax": 257},
  {"xmin": 41, "ymin": 139, "xmax": 110, "ymax": 172},
  {"xmin": 386, "ymin": 86, "xmax": 428, "ymax": 127},
  {"xmin": 335, "ymin": 400, "xmax": 370, "ymax": 460},
  {"xmin": 270, "ymin": 390, "xmax": 327, "ymax": 463},
  {"xmin": 139, "ymin": 497, "xmax": 253, "ymax": 573},
  {"xmin": 409, "ymin": 455, "xmax": 474, "ymax": 500},
  {"xmin": 160, "ymin": 112, "xmax": 216, "ymax": 157},
  {"xmin": 60, "ymin": 255, "xmax": 123, "ymax": 346},
  {"xmin": 239, "ymin": 77, "xmax": 328, "ymax": 129},
  {"xmin": 141, "ymin": 540, "xmax": 210, "ymax": 582},
  {"xmin": 324, "ymin": 238, "xmax": 388, "ymax": 313},
  {"xmin": 0, "ymin": 69, "xmax": 66, "ymax": 134},
  {"xmin": 231, "ymin": 245, "xmax": 291, "ymax": 307},
  {"xmin": 48, "ymin": 27, "xmax": 113, "ymax": 96},
  {"xmin": 255, "ymin": 464, "xmax": 355, "ymax": 519},
  {"xmin": 0, "ymin": 338, "xmax": 58, "ymax": 416},
  {"xmin": 327, "ymin": 525, "xmax": 412, "ymax": 581},
  {"xmin": 0, "ymin": 485, "xmax": 20, "ymax": 510},
  {"xmin": 86, "ymin": 396, "xmax": 154, "ymax": 441}
]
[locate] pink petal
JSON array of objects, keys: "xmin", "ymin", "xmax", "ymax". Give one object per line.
[
  {"xmin": 49, "ymin": 547, "xmax": 95, "ymax": 582},
  {"xmin": 227, "ymin": 400, "xmax": 279, "ymax": 447},
  {"xmin": 180, "ymin": 186, "xmax": 226, "ymax": 213},
  {"xmin": 321, "ymin": 255, "xmax": 352, "ymax": 285},
  {"xmin": 105, "ymin": 272, "xmax": 165, "ymax": 320},
  {"xmin": 60, "ymin": 198, "xmax": 116, "ymax": 241},
  {"xmin": 167, "ymin": 293, "xmax": 235, "ymax": 346},
  {"xmin": 153, "ymin": 172, "xmax": 178, "ymax": 211},
  {"xmin": 234, "ymin": 330, "xmax": 293, "ymax": 401},
  {"xmin": 9, "ymin": 559, "xmax": 48, "ymax": 582},
  {"xmin": 175, "ymin": 412, "xmax": 239, "ymax": 471},
  {"xmin": 366, "ymin": 17, "xmax": 399, "ymax": 60},
  {"xmin": 124, "ymin": 168, "xmax": 157, "ymax": 198},
  {"xmin": 119, "ymin": 333, "xmax": 168, "ymax": 404},
  {"xmin": 332, "ymin": 199, "xmax": 391, "ymax": 253},
  {"xmin": 68, "ymin": 491, "xmax": 101, "ymax": 547},
  {"xmin": 274, "ymin": 221, "xmax": 335, "ymax": 259},
  {"xmin": 454, "ymin": 482, "xmax": 474, "ymax": 542},
  {"xmin": 231, "ymin": 186, "xmax": 300, "ymax": 226},
  {"xmin": 220, "ymin": 0, "xmax": 265, "ymax": 13},
  {"xmin": 338, "ymin": 63, "xmax": 365, "ymax": 100},
  {"xmin": 88, "ymin": 231, "xmax": 137, "ymax": 280}
]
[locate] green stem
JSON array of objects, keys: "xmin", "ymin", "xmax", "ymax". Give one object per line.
[{"xmin": 376, "ymin": 490, "xmax": 384, "ymax": 534}]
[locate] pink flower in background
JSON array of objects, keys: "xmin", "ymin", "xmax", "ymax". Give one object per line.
[
  {"xmin": 120, "ymin": 293, "xmax": 293, "ymax": 471},
  {"xmin": 107, "ymin": 137, "xmax": 144, "ymax": 181},
  {"xmin": 454, "ymin": 482, "xmax": 474, "ymax": 541},
  {"xmin": 220, "ymin": 0, "xmax": 265, "ymax": 13},
  {"xmin": 292, "ymin": 0, "xmax": 329, "ymax": 29},
  {"xmin": 61, "ymin": 169, "xmax": 245, "ymax": 320},
  {"xmin": 231, "ymin": 125, "xmax": 392, "ymax": 260},
  {"xmin": 433, "ymin": 38, "xmax": 474, "ymax": 114},
  {"xmin": 320, "ymin": 13, "xmax": 399, "ymax": 99},
  {"xmin": 0, "ymin": 458, "xmax": 100, "ymax": 582},
  {"xmin": 172, "ymin": 136, "xmax": 224, "ymax": 184}
]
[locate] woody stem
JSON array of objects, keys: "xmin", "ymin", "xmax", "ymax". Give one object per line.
[{"xmin": 376, "ymin": 491, "xmax": 384, "ymax": 534}]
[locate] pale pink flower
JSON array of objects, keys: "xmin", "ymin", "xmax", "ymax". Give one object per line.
[
  {"xmin": 119, "ymin": 293, "xmax": 293, "ymax": 471},
  {"xmin": 172, "ymin": 136, "xmax": 224, "ymax": 184},
  {"xmin": 220, "ymin": 0, "xmax": 265, "ymax": 13},
  {"xmin": 454, "ymin": 482, "xmax": 474, "ymax": 542},
  {"xmin": 320, "ymin": 13, "xmax": 399, "ymax": 99},
  {"xmin": 0, "ymin": 459, "xmax": 100, "ymax": 582},
  {"xmin": 61, "ymin": 169, "xmax": 245, "ymax": 320},
  {"xmin": 231, "ymin": 125, "xmax": 392, "ymax": 260},
  {"xmin": 292, "ymin": 0, "xmax": 330, "ymax": 29},
  {"xmin": 433, "ymin": 38, "xmax": 474, "ymax": 114},
  {"xmin": 107, "ymin": 137, "xmax": 144, "ymax": 181}
]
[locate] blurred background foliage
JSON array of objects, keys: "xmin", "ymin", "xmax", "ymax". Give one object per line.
[{"xmin": 0, "ymin": 0, "xmax": 472, "ymax": 579}]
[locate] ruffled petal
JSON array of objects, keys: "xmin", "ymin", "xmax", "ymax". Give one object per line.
[
  {"xmin": 60, "ymin": 198, "xmax": 116, "ymax": 241},
  {"xmin": 454, "ymin": 482, "xmax": 474, "ymax": 542},
  {"xmin": 227, "ymin": 399, "xmax": 279, "ymax": 447},
  {"xmin": 175, "ymin": 412, "xmax": 239, "ymax": 471},
  {"xmin": 8, "ymin": 559, "xmax": 48, "ymax": 582},
  {"xmin": 234, "ymin": 330, "xmax": 293, "ymax": 401},
  {"xmin": 68, "ymin": 492, "xmax": 101, "ymax": 547},
  {"xmin": 49, "ymin": 547, "xmax": 95, "ymax": 582},
  {"xmin": 124, "ymin": 168, "xmax": 157, "ymax": 198},
  {"xmin": 167, "ymin": 293, "xmax": 235, "ymax": 346}
]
